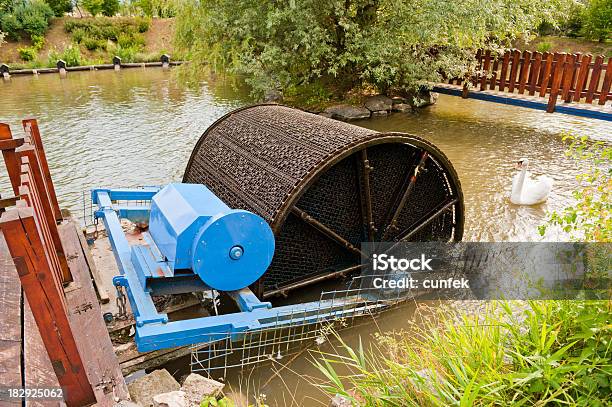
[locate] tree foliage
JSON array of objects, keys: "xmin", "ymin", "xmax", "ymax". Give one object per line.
[
  {"xmin": 44, "ymin": 0, "xmax": 72, "ymax": 16},
  {"xmin": 0, "ymin": 0, "xmax": 54, "ymax": 40},
  {"xmin": 82, "ymin": 0, "xmax": 103, "ymax": 16},
  {"xmin": 175, "ymin": 0, "xmax": 569, "ymax": 96},
  {"xmin": 581, "ymin": 0, "xmax": 612, "ymax": 41}
]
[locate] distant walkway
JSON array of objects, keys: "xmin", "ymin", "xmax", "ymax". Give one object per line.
[
  {"xmin": 437, "ymin": 49, "xmax": 611, "ymax": 122},
  {"xmin": 434, "ymin": 83, "xmax": 611, "ymax": 122}
]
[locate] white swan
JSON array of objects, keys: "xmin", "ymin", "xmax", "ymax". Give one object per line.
[{"xmin": 510, "ymin": 158, "xmax": 553, "ymax": 205}]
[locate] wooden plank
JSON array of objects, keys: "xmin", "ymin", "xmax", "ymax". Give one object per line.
[
  {"xmin": 499, "ymin": 51, "xmax": 511, "ymax": 91},
  {"xmin": 586, "ymin": 55, "xmax": 603, "ymax": 104},
  {"xmin": 489, "ymin": 58, "xmax": 499, "ymax": 90},
  {"xmin": 23, "ymin": 298, "xmax": 61, "ymax": 407},
  {"xmin": 507, "ymin": 50, "xmax": 521, "ymax": 93},
  {"xmin": 539, "ymin": 52, "xmax": 554, "ymax": 97},
  {"xmin": 517, "ymin": 50, "xmax": 531, "ymax": 94},
  {"xmin": 21, "ymin": 120, "xmax": 62, "ymax": 222},
  {"xmin": 59, "ymin": 222, "xmax": 129, "ymax": 404},
  {"xmin": 75, "ymin": 226, "xmax": 110, "ymax": 304},
  {"xmin": 480, "ymin": 50, "xmax": 491, "ymax": 90},
  {"xmin": 598, "ymin": 58, "xmax": 612, "ymax": 105},
  {"xmin": 0, "ymin": 233, "xmax": 22, "ymax": 399},
  {"xmin": 0, "ymin": 209, "xmax": 95, "ymax": 407},
  {"xmin": 561, "ymin": 54, "xmax": 576, "ymax": 103},
  {"xmin": 547, "ymin": 53, "xmax": 566, "ymax": 113},
  {"xmin": 528, "ymin": 52, "xmax": 542, "ymax": 96},
  {"xmin": 574, "ymin": 54, "xmax": 592, "ymax": 102}
]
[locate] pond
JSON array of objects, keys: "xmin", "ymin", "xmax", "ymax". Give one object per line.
[{"xmin": 1, "ymin": 68, "xmax": 610, "ymax": 405}]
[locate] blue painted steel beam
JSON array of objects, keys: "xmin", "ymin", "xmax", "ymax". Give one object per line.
[{"xmin": 135, "ymin": 297, "xmax": 376, "ymax": 351}]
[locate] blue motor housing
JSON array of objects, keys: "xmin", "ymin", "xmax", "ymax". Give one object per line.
[{"xmin": 148, "ymin": 183, "xmax": 275, "ymax": 291}]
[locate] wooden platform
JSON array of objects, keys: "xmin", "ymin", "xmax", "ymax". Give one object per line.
[
  {"xmin": 433, "ymin": 83, "xmax": 611, "ymax": 121},
  {"xmin": 0, "ymin": 221, "xmax": 130, "ymax": 406}
]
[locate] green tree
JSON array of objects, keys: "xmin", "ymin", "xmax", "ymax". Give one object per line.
[
  {"xmin": 175, "ymin": 0, "xmax": 569, "ymax": 97},
  {"xmin": 101, "ymin": 0, "xmax": 118, "ymax": 16},
  {"xmin": 82, "ymin": 0, "xmax": 103, "ymax": 16},
  {"xmin": 581, "ymin": 0, "xmax": 612, "ymax": 41},
  {"xmin": 44, "ymin": 0, "xmax": 72, "ymax": 16}
]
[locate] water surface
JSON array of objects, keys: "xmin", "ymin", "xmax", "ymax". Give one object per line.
[{"xmin": 1, "ymin": 68, "xmax": 610, "ymax": 405}]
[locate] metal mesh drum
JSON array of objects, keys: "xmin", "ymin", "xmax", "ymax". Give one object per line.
[{"xmin": 183, "ymin": 105, "xmax": 464, "ymax": 298}]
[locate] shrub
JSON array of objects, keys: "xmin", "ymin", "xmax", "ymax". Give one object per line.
[
  {"xmin": 18, "ymin": 45, "xmax": 37, "ymax": 60},
  {"xmin": 71, "ymin": 27, "xmax": 85, "ymax": 42},
  {"xmin": 1, "ymin": 0, "xmax": 53, "ymax": 40},
  {"xmin": 82, "ymin": 35, "xmax": 105, "ymax": 50},
  {"xmin": 100, "ymin": 0, "xmax": 118, "ymax": 17},
  {"xmin": 581, "ymin": 0, "xmax": 612, "ymax": 42},
  {"xmin": 536, "ymin": 41, "xmax": 552, "ymax": 53},
  {"xmin": 0, "ymin": 13, "xmax": 21, "ymax": 40},
  {"xmin": 31, "ymin": 32, "xmax": 44, "ymax": 49},
  {"xmin": 117, "ymin": 32, "xmax": 144, "ymax": 49},
  {"xmin": 44, "ymin": 0, "xmax": 72, "ymax": 16},
  {"xmin": 48, "ymin": 44, "xmax": 82, "ymax": 66}
]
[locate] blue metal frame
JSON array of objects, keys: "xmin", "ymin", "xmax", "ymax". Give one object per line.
[{"xmin": 92, "ymin": 187, "xmax": 364, "ymax": 352}]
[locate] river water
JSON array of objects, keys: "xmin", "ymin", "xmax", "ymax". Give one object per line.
[{"xmin": 1, "ymin": 68, "xmax": 610, "ymax": 405}]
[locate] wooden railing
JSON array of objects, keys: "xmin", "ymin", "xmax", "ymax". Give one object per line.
[
  {"xmin": 451, "ymin": 49, "xmax": 612, "ymax": 112},
  {"xmin": 0, "ymin": 121, "xmax": 96, "ymax": 407}
]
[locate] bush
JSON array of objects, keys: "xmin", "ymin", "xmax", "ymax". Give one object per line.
[
  {"xmin": 31, "ymin": 32, "xmax": 44, "ymax": 49},
  {"xmin": 48, "ymin": 44, "xmax": 82, "ymax": 66},
  {"xmin": 44, "ymin": 0, "xmax": 72, "ymax": 16},
  {"xmin": 18, "ymin": 45, "xmax": 37, "ymax": 60},
  {"xmin": 117, "ymin": 32, "xmax": 144, "ymax": 49},
  {"xmin": 101, "ymin": 0, "xmax": 119, "ymax": 17},
  {"xmin": 0, "ymin": 0, "xmax": 53, "ymax": 40},
  {"xmin": 536, "ymin": 41, "xmax": 552, "ymax": 53},
  {"xmin": 82, "ymin": 35, "xmax": 105, "ymax": 50},
  {"xmin": 0, "ymin": 13, "xmax": 21, "ymax": 39},
  {"xmin": 582, "ymin": 0, "xmax": 612, "ymax": 42}
]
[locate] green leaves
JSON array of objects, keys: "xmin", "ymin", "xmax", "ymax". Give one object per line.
[
  {"xmin": 175, "ymin": 0, "xmax": 568, "ymax": 97},
  {"xmin": 310, "ymin": 301, "xmax": 612, "ymax": 405}
]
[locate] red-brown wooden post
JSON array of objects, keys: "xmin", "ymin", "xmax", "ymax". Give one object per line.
[
  {"xmin": 507, "ymin": 50, "xmax": 521, "ymax": 93},
  {"xmin": 547, "ymin": 53, "xmax": 566, "ymax": 112},
  {"xmin": 574, "ymin": 54, "xmax": 592, "ymax": 102},
  {"xmin": 598, "ymin": 57, "xmax": 612, "ymax": 105},
  {"xmin": 0, "ymin": 124, "xmax": 24, "ymax": 194},
  {"xmin": 18, "ymin": 157, "xmax": 71, "ymax": 284},
  {"xmin": 22, "ymin": 119, "xmax": 62, "ymax": 222},
  {"xmin": 0, "ymin": 207, "xmax": 96, "ymax": 407},
  {"xmin": 586, "ymin": 55, "xmax": 603, "ymax": 103},
  {"xmin": 489, "ymin": 58, "xmax": 499, "ymax": 90},
  {"xmin": 539, "ymin": 53, "xmax": 554, "ymax": 97},
  {"xmin": 529, "ymin": 52, "xmax": 542, "ymax": 96},
  {"xmin": 480, "ymin": 50, "xmax": 491, "ymax": 90},
  {"xmin": 561, "ymin": 54, "xmax": 576, "ymax": 102},
  {"xmin": 517, "ymin": 50, "xmax": 531, "ymax": 94},
  {"xmin": 499, "ymin": 51, "xmax": 511, "ymax": 91}
]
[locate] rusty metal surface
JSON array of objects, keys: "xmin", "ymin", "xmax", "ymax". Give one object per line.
[{"xmin": 183, "ymin": 105, "xmax": 464, "ymax": 296}]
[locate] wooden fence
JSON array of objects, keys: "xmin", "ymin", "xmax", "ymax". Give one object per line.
[
  {"xmin": 450, "ymin": 49, "xmax": 612, "ymax": 113},
  {"xmin": 0, "ymin": 121, "xmax": 96, "ymax": 406}
]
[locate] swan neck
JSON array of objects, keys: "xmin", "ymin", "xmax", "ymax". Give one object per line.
[{"xmin": 512, "ymin": 166, "xmax": 528, "ymax": 200}]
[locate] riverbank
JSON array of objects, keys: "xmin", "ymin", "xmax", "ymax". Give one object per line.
[{"xmin": 0, "ymin": 16, "xmax": 178, "ymax": 69}]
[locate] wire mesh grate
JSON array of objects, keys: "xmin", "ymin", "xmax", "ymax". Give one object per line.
[{"xmin": 190, "ymin": 273, "xmax": 413, "ymax": 376}]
